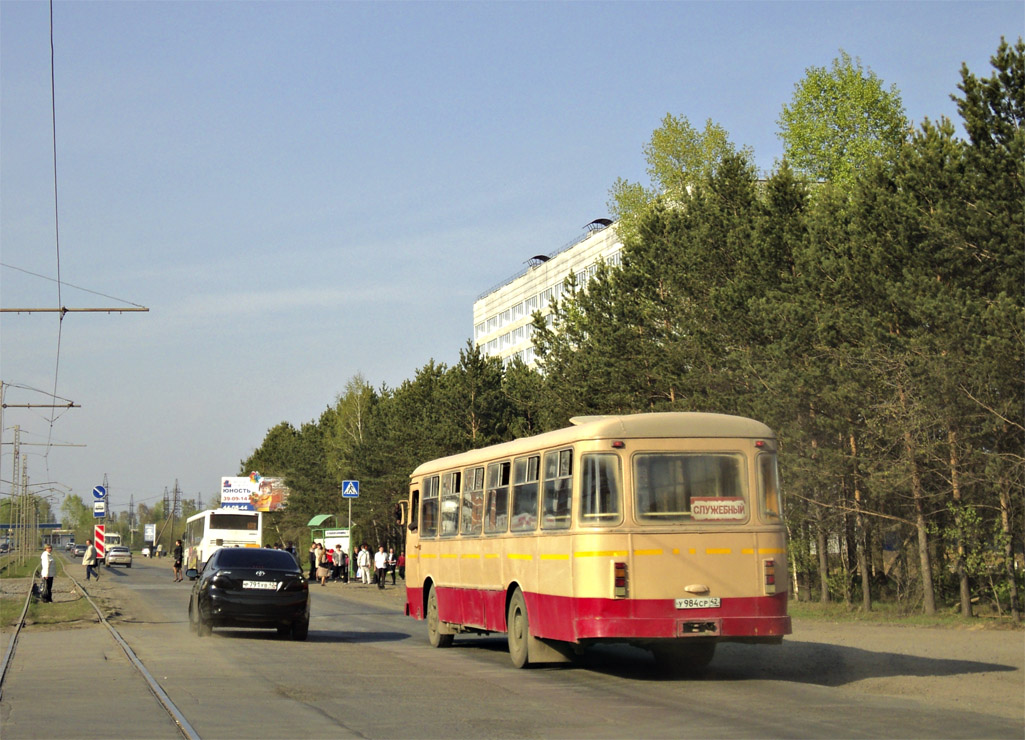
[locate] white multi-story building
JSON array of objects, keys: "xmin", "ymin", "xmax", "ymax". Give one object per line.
[{"xmin": 473, "ymin": 219, "xmax": 623, "ymax": 367}]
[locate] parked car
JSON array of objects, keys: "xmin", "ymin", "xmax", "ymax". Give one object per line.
[
  {"xmin": 105, "ymin": 545, "xmax": 133, "ymax": 567},
  {"xmin": 187, "ymin": 547, "xmax": 309, "ymax": 640},
  {"xmin": 72, "ymin": 544, "xmax": 87, "ymax": 557},
  {"xmin": 141, "ymin": 547, "xmax": 151, "ymax": 558}
]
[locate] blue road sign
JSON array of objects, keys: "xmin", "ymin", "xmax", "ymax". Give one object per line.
[
  {"xmin": 93, "ymin": 485, "xmax": 107, "ymax": 500},
  {"xmin": 341, "ymin": 480, "xmax": 360, "ymax": 498}
]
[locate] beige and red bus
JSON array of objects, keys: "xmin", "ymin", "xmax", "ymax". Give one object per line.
[{"xmin": 403, "ymin": 412, "xmax": 790, "ymax": 670}]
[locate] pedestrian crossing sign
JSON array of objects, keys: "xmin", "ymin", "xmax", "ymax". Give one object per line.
[{"xmin": 342, "ymin": 480, "xmax": 360, "ymax": 498}]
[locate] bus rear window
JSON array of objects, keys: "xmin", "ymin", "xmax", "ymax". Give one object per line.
[
  {"xmin": 208, "ymin": 514, "xmax": 259, "ymax": 530},
  {"xmin": 634, "ymin": 453, "xmax": 748, "ymax": 524}
]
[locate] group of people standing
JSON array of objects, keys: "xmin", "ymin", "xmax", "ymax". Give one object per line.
[{"xmin": 308, "ymin": 542, "xmax": 403, "ymax": 589}]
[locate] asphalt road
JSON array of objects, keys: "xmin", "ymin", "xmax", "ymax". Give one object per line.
[{"xmin": 4, "ymin": 554, "xmax": 1022, "ymax": 739}]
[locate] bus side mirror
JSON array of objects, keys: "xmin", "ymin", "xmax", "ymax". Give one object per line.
[{"xmin": 395, "ymin": 501, "xmax": 408, "ymax": 526}]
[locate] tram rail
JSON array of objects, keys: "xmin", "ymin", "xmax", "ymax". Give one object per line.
[{"xmin": 0, "ymin": 553, "xmax": 200, "ymax": 739}]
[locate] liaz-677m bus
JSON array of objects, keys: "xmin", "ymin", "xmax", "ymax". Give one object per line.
[
  {"xmin": 402, "ymin": 412, "xmax": 790, "ymax": 671},
  {"xmin": 183, "ymin": 508, "xmax": 262, "ymax": 576}
]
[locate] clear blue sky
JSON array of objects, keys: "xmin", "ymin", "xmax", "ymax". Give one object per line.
[{"xmin": 1, "ymin": 1, "xmax": 1020, "ymax": 515}]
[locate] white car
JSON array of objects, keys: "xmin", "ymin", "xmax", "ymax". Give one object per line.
[
  {"xmin": 141, "ymin": 547, "xmax": 151, "ymax": 557},
  {"xmin": 105, "ymin": 545, "xmax": 133, "ymax": 568}
]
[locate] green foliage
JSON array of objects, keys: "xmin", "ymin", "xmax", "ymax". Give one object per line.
[
  {"xmin": 778, "ymin": 50, "xmax": 908, "ymax": 187},
  {"xmin": 609, "ymin": 114, "xmax": 752, "ymax": 242}
]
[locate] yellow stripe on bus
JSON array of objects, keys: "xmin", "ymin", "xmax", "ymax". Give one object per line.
[
  {"xmin": 575, "ymin": 551, "xmax": 628, "ymax": 558},
  {"xmin": 540, "ymin": 553, "xmax": 569, "ymax": 560},
  {"xmin": 508, "ymin": 553, "xmax": 532, "ymax": 561},
  {"xmin": 441, "ymin": 553, "xmax": 458, "ymax": 559},
  {"xmin": 633, "ymin": 549, "xmax": 663, "ymax": 556},
  {"xmin": 741, "ymin": 548, "xmax": 755, "ymax": 555},
  {"xmin": 484, "ymin": 553, "xmax": 500, "ymax": 559},
  {"xmin": 461, "ymin": 553, "xmax": 480, "ymax": 559},
  {"xmin": 759, "ymin": 548, "xmax": 786, "ymax": 555},
  {"xmin": 705, "ymin": 548, "xmax": 732, "ymax": 555},
  {"xmin": 420, "ymin": 553, "xmax": 436, "ymax": 559}
]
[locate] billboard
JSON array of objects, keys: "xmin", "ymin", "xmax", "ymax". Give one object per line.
[{"xmin": 219, "ymin": 472, "xmax": 290, "ymax": 512}]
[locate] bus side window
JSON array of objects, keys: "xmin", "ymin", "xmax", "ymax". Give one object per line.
[
  {"xmin": 542, "ymin": 449, "xmax": 572, "ymax": 530},
  {"xmin": 484, "ymin": 461, "xmax": 510, "ymax": 534},
  {"xmin": 422, "ymin": 476, "xmax": 439, "ymax": 538},
  {"xmin": 511, "ymin": 455, "xmax": 540, "ymax": 532},
  {"xmin": 409, "ymin": 490, "xmax": 419, "ymax": 532},
  {"xmin": 460, "ymin": 466, "xmax": 484, "ymax": 536},
  {"xmin": 759, "ymin": 454, "xmax": 782, "ymax": 520},
  {"xmin": 580, "ymin": 453, "xmax": 622, "ymax": 526},
  {"xmin": 440, "ymin": 471, "xmax": 461, "ymax": 537}
]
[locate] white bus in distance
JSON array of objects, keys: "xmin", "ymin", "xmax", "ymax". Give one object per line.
[{"xmin": 183, "ymin": 508, "xmax": 262, "ymax": 577}]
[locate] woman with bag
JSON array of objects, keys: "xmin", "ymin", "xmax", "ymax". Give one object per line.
[{"xmin": 315, "ymin": 543, "xmax": 331, "ymax": 586}]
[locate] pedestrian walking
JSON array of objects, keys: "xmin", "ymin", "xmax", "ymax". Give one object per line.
[
  {"xmin": 374, "ymin": 546, "xmax": 388, "ymax": 590},
  {"xmin": 387, "ymin": 547, "xmax": 398, "ymax": 585},
  {"xmin": 398, "ymin": 551, "xmax": 406, "ymax": 581},
  {"xmin": 357, "ymin": 544, "xmax": 372, "ymax": 584},
  {"xmin": 173, "ymin": 539, "xmax": 184, "ymax": 582},
  {"xmin": 308, "ymin": 543, "xmax": 318, "ymax": 580},
  {"xmin": 82, "ymin": 539, "xmax": 99, "ymax": 581},
  {"xmin": 332, "ymin": 544, "xmax": 345, "ymax": 581},
  {"xmin": 40, "ymin": 544, "xmax": 55, "ymax": 602},
  {"xmin": 316, "ymin": 544, "xmax": 331, "ymax": 586}
]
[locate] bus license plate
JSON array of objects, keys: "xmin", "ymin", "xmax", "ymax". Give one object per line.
[
  {"xmin": 675, "ymin": 597, "xmax": 720, "ymax": 609},
  {"xmin": 243, "ymin": 580, "xmax": 278, "ymax": 590}
]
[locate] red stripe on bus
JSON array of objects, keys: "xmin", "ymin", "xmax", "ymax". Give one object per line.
[{"xmin": 407, "ymin": 586, "xmax": 790, "ymax": 642}]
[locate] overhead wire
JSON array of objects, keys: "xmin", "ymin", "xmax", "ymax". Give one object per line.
[
  {"xmin": 44, "ymin": 0, "xmax": 64, "ymax": 467},
  {"xmin": 0, "ymin": 263, "xmax": 147, "ymax": 309}
]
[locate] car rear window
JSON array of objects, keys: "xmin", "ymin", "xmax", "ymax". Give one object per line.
[{"xmin": 213, "ymin": 548, "xmax": 300, "ymax": 571}]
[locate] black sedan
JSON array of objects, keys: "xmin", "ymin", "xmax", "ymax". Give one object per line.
[{"xmin": 187, "ymin": 547, "xmax": 310, "ymax": 640}]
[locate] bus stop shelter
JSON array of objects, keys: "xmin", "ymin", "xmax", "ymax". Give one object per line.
[{"xmin": 307, "ymin": 515, "xmax": 350, "ymax": 555}]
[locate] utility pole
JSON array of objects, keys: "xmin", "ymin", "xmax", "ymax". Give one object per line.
[
  {"xmin": 171, "ymin": 480, "xmax": 181, "ymax": 544},
  {"xmin": 128, "ymin": 494, "xmax": 135, "ymax": 548}
]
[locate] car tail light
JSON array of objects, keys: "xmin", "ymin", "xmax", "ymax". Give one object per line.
[
  {"xmin": 210, "ymin": 572, "xmax": 235, "ymax": 590},
  {"xmin": 763, "ymin": 559, "xmax": 777, "ymax": 595},
  {"xmin": 613, "ymin": 561, "xmax": 628, "ymax": 598}
]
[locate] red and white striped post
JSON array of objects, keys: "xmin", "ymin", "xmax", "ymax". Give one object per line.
[{"xmin": 94, "ymin": 524, "xmax": 106, "ymax": 560}]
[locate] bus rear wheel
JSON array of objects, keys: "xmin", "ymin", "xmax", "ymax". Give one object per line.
[
  {"xmin": 426, "ymin": 585, "xmax": 453, "ymax": 648},
  {"xmin": 507, "ymin": 589, "xmax": 530, "ymax": 669}
]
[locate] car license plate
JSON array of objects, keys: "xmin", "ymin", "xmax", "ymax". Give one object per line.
[
  {"xmin": 675, "ymin": 597, "xmax": 720, "ymax": 609},
  {"xmin": 243, "ymin": 580, "xmax": 278, "ymax": 590}
]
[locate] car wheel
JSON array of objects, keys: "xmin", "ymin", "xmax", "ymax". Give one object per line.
[{"xmin": 291, "ymin": 618, "xmax": 309, "ymax": 641}]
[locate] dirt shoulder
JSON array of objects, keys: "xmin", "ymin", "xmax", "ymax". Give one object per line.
[{"xmin": 772, "ymin": 620, "xmax": 1024, "ymax": 721}]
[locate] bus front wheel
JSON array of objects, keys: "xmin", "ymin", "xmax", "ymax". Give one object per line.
[
  {"xmin": 426, "ymin": 586, "xmax": 453, "ymax": 648},
  {"xmin": 507, "ymin": 589, "xmax": 530, "ymax": 669}
]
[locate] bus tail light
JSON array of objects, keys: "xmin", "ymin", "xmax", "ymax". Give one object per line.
[
  {"xmin": 613, "ymin": 561, "xmax": 628, "ymax": 598},
  {"xmin": 763, "ymin": 559, "xmax": 777, "ymax": 595}
]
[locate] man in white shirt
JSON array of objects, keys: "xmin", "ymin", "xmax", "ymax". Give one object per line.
[
  {"xmin": 374, "ymin": 546, "xmax": 388, "ymax": 590},
  {"xmin": 40, "ymin": 544, "xmax": 56, "ymax": 603}
]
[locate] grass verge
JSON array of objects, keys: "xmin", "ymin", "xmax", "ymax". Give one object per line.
[{"xmin": 791, "ymin": 600, "xmax": 1023, "ymax": 629}]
